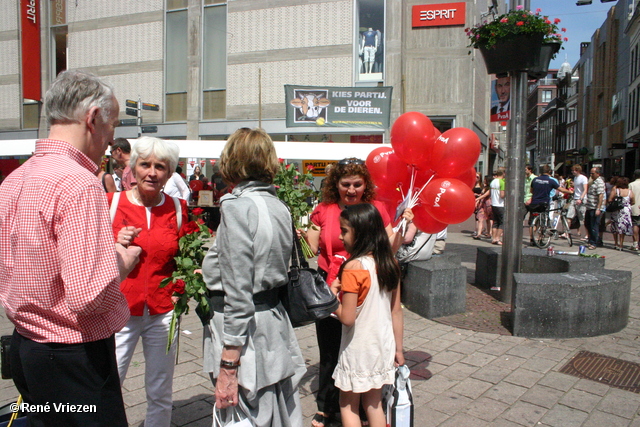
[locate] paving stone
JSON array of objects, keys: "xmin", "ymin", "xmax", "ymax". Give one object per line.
[
  {"xmin": 426, "ymin": 390, "xmax": 473, "ymax": 416},
  {"xmin": 420, "ymin": 374, "xmax": 458, "ymax": 395},
  {"xmin": 424, "ymin": 338, "xmax": 458, "ymax": 352},
  {"xmin": 582, "ymin": 410, "xmax": 632, "ymax": 427},
  {"xmin": 432, "ymin": 350, "xmax": 466, "ymax": 366},
  {"xmin": 482, "ymin": 382, "xmax": 529, "ymax": 405},
  {"xmin": 537, "ymin": 371, "xmax": 580, "ymax": 392},
  {"xmin": 123, "ymin": 387, "xmax": 148, "ymax": 408},
  {"xmin": 470, "ymin": 365, "xmax": 513, "ymax": 384},
  {"xmin": 463, "ymin": 396, "xmax": 510, "ymax": 421},
  {"xmin": 558, "ymin": 389, "xmax": 603, "ymax": 413},
  {"xmin": 597, "ymin": 389, "xmax": 640, "ymax": 419},
  {"xmin": 439, "ymin": 362, "xmax": 480, "ymax": 381},
  {"xmin": 502, "ymin": 368, "xmax": 545, "ymax": 388},
  {"xmin": 172, "ymin": 373, "xmax": 209, "ymax": 392},
  {"xmin": 490, "ymin": 418, "xmax": 529, "ymax": 427},
  {"xmin": 505, "ymin": 343, "xmax": 546, "ymax": 359},
  {"xmin": 572, "ymin": 378, "xmax": 611, "ymax": 396},
  {"xmin": 501, "ymin": 400, "xmax": 547, "ymax": 426},
  {"xmin": 479, "ymin": 341, "xmax": 519, "ymax": 356},
  {"xmin": 459, "ymin": 351, "xmax": 497, "ymax": 367},
  {"xmin": 447, "ymin": 340, "xmax": 485, "ymax": 355},
  {"xmin": 439, "ymin": 412, "xmax": 490, "ymax": 426},
  {"xmin": 450, "ymin": 378, "xmax": 493, "ymax": 399},
  {"xmin": 519, "ymin": 355, "xmax": 560, "ymax": 373},
  {"xmin": 535, "ymin": 347, "xmax": 573, "ymax": 362},
  {"xmin": 519, "ymin": 385, "xmax": 565, "ymax": 409},
  {"xmin": 466, "ymin": 332, "xmax": 498, "ymax": 345},
  {"xmin": 171, "ymin": 385, "xmax": 212, "ymax": 408},
  {"xmin": 488, "ymin": 354, "xmax": 528, "ymax": 370},
  {"xmin": 539, "ymin": 404, "xmax": 589, "ymax": 427},
  {"xmin": 171, "ymin": 399, "xmax": 212, "ymax": 426},
  {"xmin": 415, "ymin": 407, "xmax": 449, "ymax": 427}
]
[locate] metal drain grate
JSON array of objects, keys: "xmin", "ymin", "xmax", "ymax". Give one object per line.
[{"xmin": 560, "ymin": 350, "xmax": 640, "ymax": 393}]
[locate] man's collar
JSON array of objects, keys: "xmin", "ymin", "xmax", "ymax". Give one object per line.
[{"xmin": 35, "ymin": 139, "xmax": 99, "ymax": 174}]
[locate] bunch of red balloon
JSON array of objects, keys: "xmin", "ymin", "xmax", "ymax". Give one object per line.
[{"xmin": 366, "ymin": 112, "xmax": 481, "ymax": 234}]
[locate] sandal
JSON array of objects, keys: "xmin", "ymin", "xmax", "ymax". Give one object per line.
[
  {"xmin": 587, "ymin": 245, "xmax": 596, "ymax": 250},
  {"xmin": 312, "ymin": 413, "xmax": 330, "ymax": 427}
]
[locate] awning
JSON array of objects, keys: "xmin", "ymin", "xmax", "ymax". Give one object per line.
[{"xmin": 0, "ymin": 139, "xmax": 386, "ymax": 161}]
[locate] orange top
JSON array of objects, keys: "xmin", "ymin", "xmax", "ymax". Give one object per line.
[{"xmin": 341, "ymin": 269, "xmax": 371, "ymax": 306}]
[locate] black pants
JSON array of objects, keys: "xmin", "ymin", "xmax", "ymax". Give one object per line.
[
  {"xmin": 315, "ymin": 315, "xmax": 342, "ymax": 415},
  {"xmin": 10, "ymin": 330, "xmax": 127, "ymax": 427}
]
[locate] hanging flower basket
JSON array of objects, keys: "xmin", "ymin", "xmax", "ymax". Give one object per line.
[
  {"xmin": 528, "ymin": 42, "xmax": 562, "ymax": 80},
  {"xmin": 478, "ymin": 33, "xmax": 544, "ymax": 75}
]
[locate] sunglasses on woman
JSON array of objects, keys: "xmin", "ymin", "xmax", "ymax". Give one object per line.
[{"xmin": 338, "ymin": 158, "xmax": 365, "ymax": 165}]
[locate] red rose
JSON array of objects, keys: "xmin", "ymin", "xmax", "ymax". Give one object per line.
[
  {"xmin": 306, "ymin": 165, "xmax": 314, "ymax": 171},
  {"xmin": 554, "ymin": 18, "xmax": 561, "ymax": 24},
  {"xmin": 516, "ymin": 21, "xmax": 524, "ymax": 26},
  {"xmin": 278, "ymin": 158, "xmax": 285, "ymax": 163},
  {"xmin": 192, "ymin": 207, "xmax": 204, "ymax": 216},
  {"xmin": 197, "ymin": 218, "xmax": 205, "ymax": 225},
  {"xmin": 173, "ymin": 279, "xmax": 186, "ymax": 294},
  {"xmin": 183, "ymin": 221, "xmax": 200, "ymax": 235}
]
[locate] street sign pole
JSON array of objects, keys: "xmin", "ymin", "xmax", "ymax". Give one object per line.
[{"xmin": 137, "ymin": 97, "xmax": 142, "ymax": 138}]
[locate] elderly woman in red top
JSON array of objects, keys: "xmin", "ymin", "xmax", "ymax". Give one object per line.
[{"xmin": 108, "ymin": 136, "xmax": 188, "ymax": 427}]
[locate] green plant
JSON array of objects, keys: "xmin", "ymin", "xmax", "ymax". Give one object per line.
[
  {"xmin": 466, "ymin": 7, "xmax": 567, "ymax": 52},
  {"xmin": 273, "ymin": 160, "xmax": 319, "ymax": 258},
  {"xmin": 159, "ymin": 208, "xmax": 211, "ymax": 352}
]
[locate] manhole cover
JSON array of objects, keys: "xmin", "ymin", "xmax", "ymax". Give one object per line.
[{"xmin": 559, "ymin": 350, "xmax": 640, "ymax": 393}]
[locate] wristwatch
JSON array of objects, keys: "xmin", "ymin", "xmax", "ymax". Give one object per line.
[{"xmin": 220, "ymin": 359, "xmax": 241, "ymax": 369}]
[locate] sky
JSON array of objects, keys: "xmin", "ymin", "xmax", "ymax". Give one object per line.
[{"xmin": 512, "ymin": 0, "xmax": 618, "ymax": 69}]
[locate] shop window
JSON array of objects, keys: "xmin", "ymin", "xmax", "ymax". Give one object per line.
[
  {"xmin": 202, "ymin": 3, "xmax": 226, "ymax": 120},
  {"xmin": 356, "ymin": 0, "xmax": 384, "ymax": 82},
  {"xmin": 22, "ymin": 101, "xmax": 39, "ymax": 129},
  {"xmin": 166, "ymin": 9, "xmax": 188, "ymax": 121}
]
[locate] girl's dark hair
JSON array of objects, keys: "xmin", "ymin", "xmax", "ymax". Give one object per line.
[{"xmin": 338, "ymin": 203, "xmax": 400, "ymax": 292}]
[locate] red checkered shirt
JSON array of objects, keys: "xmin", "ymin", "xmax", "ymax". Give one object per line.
[{"xmin": 0, "ymin": 139, "xmax": 130, "ymax": 343}]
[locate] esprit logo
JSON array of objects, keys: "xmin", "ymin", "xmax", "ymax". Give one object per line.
[{"xmin": 412, "ymin": 3, "xmax": 466, "ymax": 28}]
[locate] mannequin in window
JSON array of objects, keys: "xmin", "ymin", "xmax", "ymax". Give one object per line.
[{"xmin": 361, "ymin": 28, "xmax": 379, "ymax": 73}]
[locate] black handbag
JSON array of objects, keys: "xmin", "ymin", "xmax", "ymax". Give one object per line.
[
  {"xmin": 607, "ymin": 196, "xmax": 624, "ymax": 212},
  {"xmin": 281, "ymin": 223, "xmax": 339, "ymax": 327}
]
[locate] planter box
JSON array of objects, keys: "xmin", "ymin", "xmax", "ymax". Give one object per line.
[
  {"xmin": 478, "ymin": 33, "xmax": 544, "ymax": 75},
  {"xmin": 528, "ymin": 42, "xmax": 562, "ymax": 80}
]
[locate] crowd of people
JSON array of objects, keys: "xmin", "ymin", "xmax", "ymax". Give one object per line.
[{"xmin": 471, "ymin": 163, "xmax": 640, "ymax": 253}]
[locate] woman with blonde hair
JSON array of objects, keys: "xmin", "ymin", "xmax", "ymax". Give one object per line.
[{"xmin": 202, "ymin": 128, "xmax": 305, "ymax": 426}]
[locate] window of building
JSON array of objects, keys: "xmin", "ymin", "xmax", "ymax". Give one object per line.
[
  {"xmin": 22, "ymin": 101, "xmax": 39, "ymax": 129},
  {"xmin": 541, "ymin": 90, "xmax": 552, "ymax": 103},
  {"xmin": 202, "ymin": 3, "xmax": 226, "ymax": 120},
  {"xmin": 166, "ymin": 8, "xmax": 188, "ymax": 121},
  {"xmin": 356, "ymin": 0, "xmax": 384, "ymax": 82}
]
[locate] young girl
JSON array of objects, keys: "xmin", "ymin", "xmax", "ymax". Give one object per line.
[{"xmin": 330, "ymin": 203, "xmax": 405, "ymax": 427}]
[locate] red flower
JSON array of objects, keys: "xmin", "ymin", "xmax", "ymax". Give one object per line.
[
  {"xmin": 173, "ymin": 279, "xmax": 186, "ymax": 294},
  {"xmin": 197, "ymin": 218, "xmax": 205, "ymax": 225},
  {"xmin": 192, "ymin": 207, "xmax": 204, "ymax": 216},
  {"xmin": 500, "ymin": 17, "xmax": 508, "ymax": 23},
  {"xmin": 545, "ymin": 19, "xmax": 551, "ymax": 24},
  {"xmin": 183, "ymin": 221, "xmax": 200, "ymax": 235},
  {"xmin": 306, "ymin": 165, "xmax": 314, "ymax": 171},
  {"xmin": 278, "ymin": 158, "xmax": 284, "ymax": 163},
  {"xmin": 516, "ymin": 21, "xmax": 524, "ymax": 26},
  {"xmin": 564, "ymin": 37, "xmax": 568, "ymax": 42},
  {"xmin": 561, "ymin": 28, "xmax": 567, "ymax": 32},
  {"xmin": 554, "ymin": 18, "xmax": 561, "ymax": 24}
]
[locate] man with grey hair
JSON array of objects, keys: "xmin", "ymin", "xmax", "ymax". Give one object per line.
[{"xmin": 0, "ymin": 69, "xmax": 140, "ymax": 426}]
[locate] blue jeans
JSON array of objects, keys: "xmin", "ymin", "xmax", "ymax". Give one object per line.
[{"xmin": 585, "ymin": 209, "xmax": 602, "ymax": 246}]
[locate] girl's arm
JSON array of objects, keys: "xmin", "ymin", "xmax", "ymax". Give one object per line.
[
  {"xmin": 329, "ymin": 259, "xmax": 363, "ymax": 327},
  {"xmin": 391, "ymin": 282, "xmax": 405, "ymax": 366},
  {"xmin": 630, "ymin": 189, "xmax": 635, "ymax": 206}
]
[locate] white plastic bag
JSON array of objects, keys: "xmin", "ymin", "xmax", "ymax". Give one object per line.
[
  {"xmin": 212, "ymin": 404, "xmax": 253, "ymax": 427},
  {"xmin": 382, "ymin": 365, "xmax": 414, "ymax": 427}
]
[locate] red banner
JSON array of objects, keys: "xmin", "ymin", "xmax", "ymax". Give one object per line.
[
  {"xmin": 412, "ymin": 3, "xmax": 465, "ymax": 28},
  {"xmin": 21, "ymin": 0, "xmax": 41, "ymax": 101}
]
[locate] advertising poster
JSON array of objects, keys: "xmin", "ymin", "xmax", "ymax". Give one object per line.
[
  {"xmin": 490, "ymin": 76, "xmax": 511, "ymax": 122},
  {"xmin": 285, "ymin": 85, "xmax": 393, "ymax": 129}
]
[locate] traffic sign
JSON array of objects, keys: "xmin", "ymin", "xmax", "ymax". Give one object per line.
[
  {"xmin": 126, "ymin": 99, "xmax": 138, "ymax": 108},
  {"xmin": 141, "ymin": 126, "xmax": 158, "ymax": 134},
  {"xmin": 119, "ymin": 119, "xmax": 137, "ymax": 126},
  {"xmin": 126, "ymin": 108, "xmax": 138, "ymax": 116},
  {"xmin": 142, "ymin": 103, "xmax": 160, "ymax": 111}
]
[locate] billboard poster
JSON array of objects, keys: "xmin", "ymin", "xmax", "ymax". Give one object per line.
[
  {"xmin": 285, "ymin": 85, "xmax": 393, "ymax": 129},
  {"xmin": 490, "ymin": 76, "xmax": 510, "ymax": 122}
]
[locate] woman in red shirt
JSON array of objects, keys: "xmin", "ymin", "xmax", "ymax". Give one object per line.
[{"xmin": 108, "ymin": 137, "xmax": 188, "ymax": 427}]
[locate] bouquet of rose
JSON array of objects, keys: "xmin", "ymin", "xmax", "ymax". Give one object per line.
[
  {"xmin": 159, "ymin": 207, "xmax": 212, "ymax": 352},
  {"xmin": 274, "ymin": 161, "xmax": 319, "ymax": 258}
]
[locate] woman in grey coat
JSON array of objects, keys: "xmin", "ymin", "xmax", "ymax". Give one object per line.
[{"xmin": 202, "ymin": 128, "xmax": 305, "ymax": 426}]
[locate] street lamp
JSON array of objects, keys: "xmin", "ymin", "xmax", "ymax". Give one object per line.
[{"xmin": 577, "ymin": 0, "xmax": 616, "ymax": 4}]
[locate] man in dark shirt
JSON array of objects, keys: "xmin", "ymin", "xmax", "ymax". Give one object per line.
[{"xmin": 526, "ymin": 165, "xmax": 572, "ymax": 245}]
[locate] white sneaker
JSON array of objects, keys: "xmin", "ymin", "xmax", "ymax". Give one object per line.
[{"xmin": 633, "ymin": 243, "xmax": 639, "ymax": 251}]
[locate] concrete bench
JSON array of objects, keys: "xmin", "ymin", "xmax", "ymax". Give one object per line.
[
  {"xmin": 401, "ymin": 252, "xmax": 466, "ymax": 319},
  {"xmin": 474, "ymin": 247, "xmax": 631, "ymax": 338},
  {"xmin": 512, "ymin": 270, "xmax": 631, "ymax": 338},
  {"xmin": 475, "ymin": 247, "xmax": 605, "ymax": 289}
]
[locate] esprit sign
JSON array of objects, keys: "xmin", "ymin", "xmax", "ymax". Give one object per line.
[{"xmin": 412, "ymin": 2, "xmax": 466, "ymax": 28}]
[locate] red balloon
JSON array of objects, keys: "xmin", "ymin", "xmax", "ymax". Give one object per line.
[
  {"xmin": 421, "ymin": 178, "xmax": 476, "ymax": 224},
  {"xmin": 451, "ymin": 167, "xmax": 477, "ymax": 189},
  {"xmin": 431, "ymin": 128, "xmax": 481, "ymax": 178},
  {"xmin": 366, "ymin": 148, "xmax": 411, "ymax": 189},
  {"xmin": 189, "ymin": 180, "xmax": 204, "ymax": 192},
  {"xmin": 391, "ymin": 112, "xmax": 436, "ymax": 167},
  {"xmin": 412, "ymin": 205, "xmax": 448, "ymax": 234}
]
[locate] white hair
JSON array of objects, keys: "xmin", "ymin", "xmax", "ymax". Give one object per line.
[{"xmin": 130, "ymin": 137, "xmax": 180, "ymax": 173}]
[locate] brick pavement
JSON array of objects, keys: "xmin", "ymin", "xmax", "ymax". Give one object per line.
[{"xmin": 0, "ymin": 219, "xmax": 639, "ymax": 426}]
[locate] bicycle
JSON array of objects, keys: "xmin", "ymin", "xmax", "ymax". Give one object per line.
[{"xmin": 530, "ymin": 197, "xmax": 573, "ymax": 249}]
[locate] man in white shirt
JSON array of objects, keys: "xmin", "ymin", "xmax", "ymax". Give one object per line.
[
  {"xmin": 629, "ymin": 169, "xmax": 640, "ymax": 251},
  {"xmin": 490, "ymin": 170, "xmax": 505, "ymax": 245},
  {"xmin": 571, "ymin": 165, "xmax": 588, "ymax": 240}
]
